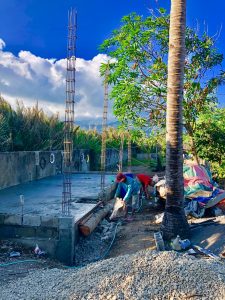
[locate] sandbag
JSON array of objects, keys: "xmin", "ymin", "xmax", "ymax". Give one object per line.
[{"xmin": 110, "ymin": 197, "xmax": 126, "ymax": 220}]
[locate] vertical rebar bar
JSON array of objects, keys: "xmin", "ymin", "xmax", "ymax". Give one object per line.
[{"xmin": 62, "ymin": 8, "xmax": 77, "ymax": 215}]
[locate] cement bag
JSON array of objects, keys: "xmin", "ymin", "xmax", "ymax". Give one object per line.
[
  {"xmin": 155, "ymin": 179, "xmax": 166, "ymax": 199},
  {"xmin": 110, "ymin": 198, "xmax": 126, "ymax": 220}
]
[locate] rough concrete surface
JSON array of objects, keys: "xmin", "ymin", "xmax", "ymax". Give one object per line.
[
  {"xmin": 1, "ymin": 250, "xmax": 225, "ymax": 300},
  {"xmin": 190, "ymin": 216, "xmax": 225, "ymax": 256},
  {"xmin": 0, "ymin": 174, "xmax": 113, "ymax": 216}
]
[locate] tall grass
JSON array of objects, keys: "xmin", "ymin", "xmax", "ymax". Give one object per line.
[{"xmin": 0, "ymin": 96, "xmax": 129, "ymax": 154}]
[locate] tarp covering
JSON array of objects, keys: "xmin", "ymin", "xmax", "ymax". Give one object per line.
[
  {"xmin": 155, "ymin": 163, "xmax": 225, "ymax": 218},
  {"xmin": 183, "ymin": 164, "xmax": 217, "ymax": 200},
  {"xmin": 183, "ymin": 164, "xmax": 225, "ymax": 206}
]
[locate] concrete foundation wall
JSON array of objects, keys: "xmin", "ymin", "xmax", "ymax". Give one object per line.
[
  {"xmin": 0, "ymin": 182, "xmax": 116, "ymax": 265},
  {"xmin": 136, "ymin": 153, "xmax": 157, "ymax": 160},
  {"xmin": 72, "ymin": 149, "xmax": 90, "ymax": 172},
  {"xmin": 0, "ymin": 213, "xmax": 77, "ymax": 265},
  {"xmin": 0, "ymin": 148, "xmax": 123, "ymax": 190},
  {"xmin": 105, "ymin": 149, "xmax": 128, "ymax": 171},
  {"xmin": 75, "ymin": 148, "xmax": 127, "ymax": 172},
  {"xmin": 0, "ymin": 151, "xmax": 62, "ymax": 190}
]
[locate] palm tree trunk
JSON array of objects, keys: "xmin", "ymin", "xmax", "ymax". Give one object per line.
[{"xmin": 161, "ymin": 0, "xmax": 190, "ymax": 240}]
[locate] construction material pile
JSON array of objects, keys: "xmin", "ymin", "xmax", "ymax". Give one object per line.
[
  {"xmin": 155, "ymin": 163, "xmax": 225, "ymax": 218},
  {"xmin": 1, "ymin": 250, "xmax": 225, "ymax": 299}
]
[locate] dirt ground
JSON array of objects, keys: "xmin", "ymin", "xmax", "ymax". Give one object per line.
[
  {"xmin": 108, "ymin": 204, "xmax": 162, "ymax": 258},
  {"xmin": 0, "ymin": 240, "xmax": 64, "ymax": 287}
]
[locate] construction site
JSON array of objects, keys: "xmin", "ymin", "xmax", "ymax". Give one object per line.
[{"xmin": 1, "ymin": 3, "xmax": 225, "ymax": 300}]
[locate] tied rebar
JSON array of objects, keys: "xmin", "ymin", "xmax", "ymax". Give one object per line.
[{"xmin": 62, "ymin": 8, "xmax": 77, "ymax": 215}]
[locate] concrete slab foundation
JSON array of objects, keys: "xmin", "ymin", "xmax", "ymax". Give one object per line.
[{"xmin": 0, "ymin": 173, "xmax": 115, "ymax": 265}]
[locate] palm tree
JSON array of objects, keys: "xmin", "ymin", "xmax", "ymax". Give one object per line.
[{"xmin": 161, "ymin": 0, "xmax": 190, "ymax": 239}]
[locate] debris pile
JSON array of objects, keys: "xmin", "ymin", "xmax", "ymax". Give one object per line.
[
  {"xmin": 1, "ymin": 250, "xmax": 225, "ymax": 299},
  {"xmin": 75, "ymin": 218, "xmax": 120, "ymax": 266}
]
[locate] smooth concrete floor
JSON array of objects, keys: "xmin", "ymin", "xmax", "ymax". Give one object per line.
[{"xmin": 0, "ymin": 174, "xmax": 114, "ymax": 218}]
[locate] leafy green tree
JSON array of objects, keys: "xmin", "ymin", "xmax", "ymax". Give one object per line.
[
  {"xmin": 100, "ymin": 9, "xmax": 225, "ymax": 161},
  {"xmin": 193, "ymin": 108, "xmax": 225, "ymax": 178}
]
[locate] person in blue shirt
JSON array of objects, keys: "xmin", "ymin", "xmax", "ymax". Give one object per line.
[{"xmin": 115, "ymin": 172, "xmax": 141, "ymax": 220}]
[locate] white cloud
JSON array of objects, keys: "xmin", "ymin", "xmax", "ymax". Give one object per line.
[
  {"xmin": 0, "ymin": 39, "xmax": 5, "ymax": 50},
  {"xmin": 0, "ymin": 38, "xmax": 115, "ymax": 123}
]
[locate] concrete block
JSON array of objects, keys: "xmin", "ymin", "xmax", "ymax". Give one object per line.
[
  {"xmin": 55, "ymin": 230, "xmax": 75, "ymax": 266},
  {"xmin": 4, "ymin": 214, "xmax": 22, "ymax": 225},
  {"xmin": 59, "ymin": 228, "xmax": 73, "ymax": 240},
  {"xmin": 36, "ymin": 227, "xmax": 58, "ymax": 239},
  {"xmin": 55, "ymin": 239, "xmax": 73, "ymax": 265},
  {"xmin": 58, "ymin": 216, "xmax": 74, "ymax": 229},
  {"xmin": 0, "ymin": 214, "xmax": 5, "ymax": 224},
  {"xmin": 56, "ymin": 220, "xmax": 75, "ymax": 265},
  {"xmin": 41, "ymin": 215, "xmax": 59, "ymax": 228},
  {"xmin": 23, "ymin": 215, "xmax": 41, "ymax": 227},
  {"xmin": 73, "ymin": 223, "xmax": 79, "ymax": 244},
  {"xmin": 14, "ymin": 226, "xmax": 36, "ymax": 238}
]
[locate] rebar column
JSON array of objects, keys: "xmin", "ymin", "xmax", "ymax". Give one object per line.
[
  {"xmin": 100, "ymin": 66, "xmax": 109, "ymax": 197},
  {"xmin": 127, "ymin": 132, "xmax": 132, "ymax": 173},
  {"xmin": 118, "ymin": 134, "xmax": 124, "ymax": 172},
  {"xmin": 62, "ymin": 8, "xmax": 77, "ymax": 215}
]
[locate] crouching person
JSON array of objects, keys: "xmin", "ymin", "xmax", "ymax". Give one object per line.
[{"xmin": 115, "ymin": 172, "xmax": 141, "ymax": 221}]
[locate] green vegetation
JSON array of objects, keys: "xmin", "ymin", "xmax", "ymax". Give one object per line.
[
  {"xmin": 0, "ymin": 96, "xmax": 129, "ymax": 156},
  {"xmin": 0, "ymin": 97, "xmax": 64, "ymax": 151},
  {"xmin": 193, "ymin": 108, "xmax": 225, "ymax": 179},
  {"xmin": 100, "ymin": 9, "xmax": 225, "ymax": 162},
  {"xmin": 99, "ymin": 8, "xmax": 225, "ymax": 179}
]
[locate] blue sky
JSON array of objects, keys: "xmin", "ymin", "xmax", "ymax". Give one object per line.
[
  {"xmin": 1, "ymin": 0, "xmax": 224, "ymax": 60},
  {"xmin": 0, "ymin": 0, "xmax": 225, "ymax": 122}
]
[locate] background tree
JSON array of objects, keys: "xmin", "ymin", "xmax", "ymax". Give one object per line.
[
  {"xmin": 100, "ymin": 9, "xmax": 225, "ymax": 161},
  {"xmin": 192, "ymin": 108, "xmax": 225, "ymax": 179},
  {"xmin": 160, "ymin": 0, "xmax": 190, "ymax": 239}
]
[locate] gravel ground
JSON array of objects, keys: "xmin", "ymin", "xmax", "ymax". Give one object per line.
[
  {"xmin": 75, "ymin": 219, "xmax": 121, "ymax": 266},
  {"xmin": 1, "ymin": 250, "xmax": 225, "ymax": 300}
]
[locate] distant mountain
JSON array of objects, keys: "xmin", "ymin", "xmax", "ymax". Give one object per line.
[{"xmin": 75, "ymin": 119, "xmax": 120, "ymax": 132}]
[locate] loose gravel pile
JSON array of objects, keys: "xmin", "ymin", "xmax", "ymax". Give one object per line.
[
  {"xmin": 74, "ymin": 219, "xmax": 120, "ymax": 266},
  {"xmin": 1, "ymin": 250, "xmax": 225, "ymax": 300}
]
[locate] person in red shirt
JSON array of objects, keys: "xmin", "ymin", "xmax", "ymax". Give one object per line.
[{"xmin": 136, "ymin": 174, "xmax": 154, "ymax": 199}]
